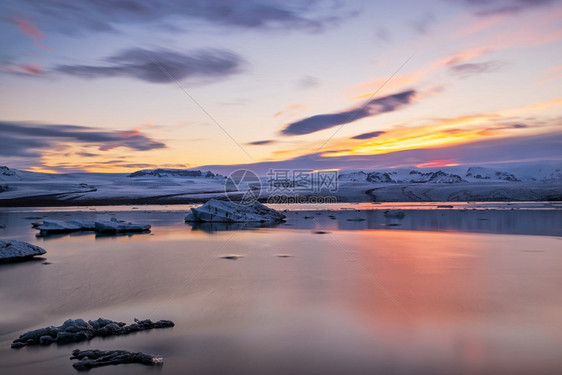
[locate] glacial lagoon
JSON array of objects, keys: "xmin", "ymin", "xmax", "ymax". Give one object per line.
[{"xmin": 0, "ymin": 203, "xmax": 561, "ymax": 374}]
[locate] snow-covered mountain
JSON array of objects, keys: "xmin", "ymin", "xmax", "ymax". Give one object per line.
[
  {"xmin": 127, "ymin": 168, "xmax": 220, "ymax": 178},
  {"xmin": 465, "ymin": 167, "xmax": 519, "ymax": 181},
  {"xmin": 0, "ymin": 162, "xmax": 560, "ymax": 205},
  {"xmin": 338, "ymin": 169, "xmax": 466, "ymax": 184},
  {"xmin": 338, "ymin": 164, "xmax": 562, "ymax": 184}
]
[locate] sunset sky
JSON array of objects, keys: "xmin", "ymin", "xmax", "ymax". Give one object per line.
[{"xmin": 1, "ymin": 0, "xmax": 561, "ymax": 174}]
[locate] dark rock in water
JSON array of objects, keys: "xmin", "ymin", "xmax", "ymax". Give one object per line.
[
  {"xmin": 0, "ymin": 240, "xmax": 46, "ymax": 262},
  {"xmin": 11, "ymin": 318, "xmax": 174, "ymax": 348},
  {"xmin": 70, "ymin": 349, "xmax": 163, "ymax": 370}
]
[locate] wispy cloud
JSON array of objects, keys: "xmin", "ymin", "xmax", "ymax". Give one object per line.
[
  {"xmin": 13, "ymin": 0, "xmax": 342, "ymax": 33},
  {"xmin": 449, "ymin": 60, "xmax": 504, "ymax": 77},
  {"xmin": 453, "ymin": 0, "xmax": 557, "ymax": 16},
  {"xmin": 282, "ymin": 90, "xmax": 417, "ymax": 136},
  {"xmin": 12, "ymin": 17, "xmax": 44, "ymax": 39},
  {"xmin": 55, "ymin": 48, "xmax": 244, "ymax": 84}
]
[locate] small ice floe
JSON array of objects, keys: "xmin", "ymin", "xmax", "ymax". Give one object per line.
[
  {"xmin": 94, "ymin": 218, "xmax": 151, "ymax": 233},
  {"xmin": 347, "ymin": 217, "xmax": 365, "ymax": 222},
  {"xmin": 34, "ymin": 218, "xmax": 150, "ymax": 235},
  {"xmin": 185, "ymin": 199, "xmax": 285, "ymax": 223},
  {"xmin": 36, "ymin": 219, "xmax": 95, "ymax": 234},
  {"xmin": 383, "ymin": 209, "xmax": 405, "ymax": 218},
  {"xmin": 11, "ymin": 318, "xmax": 174, "ymax": 349},
  {"xmin": 220, "ymin": 254, "xmax": 244, "ymax": 260},
  {"xmin": 0, "ymin": 240, "xmax": 46, "ymax": 262},
  {"xmin": 70, "ymin": 349, "xmax": 163, "ymax": 371}
]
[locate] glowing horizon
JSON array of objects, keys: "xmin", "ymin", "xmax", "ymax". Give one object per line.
[{"xmin": 0, "ymin": 1, "xmax": 561, "ymax": 173}]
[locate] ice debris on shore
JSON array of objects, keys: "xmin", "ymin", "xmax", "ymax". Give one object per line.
[
  {"xmin": 35, "ymin": 218, "xmax": 150, "ymax": 235},
  {"xmin": 0, "ymin": 240, "xmax": 46, "ymax": 262},
  {"xmin": 11, "ymin": 318, "xmax": 174, "ymax": 348},
  {"xmin": 70, "ymin": 349, "xmax": 163, "ymax": 371},
  {"xmin": 185, "ymin": 199, "xmax": 286, "ymax": 223}
]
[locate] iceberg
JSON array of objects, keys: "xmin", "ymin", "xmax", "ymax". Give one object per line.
[
  {"xmin": 185, "ymin": 199, "xmax": 286, "ymax": 223},
  {"xmin": 0, "ymin": 240, "xmax": 46, "ymax": 262}
]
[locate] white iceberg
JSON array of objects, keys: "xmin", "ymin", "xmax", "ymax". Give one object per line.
[
  {"xmin": 0, "ymin": 240, "xmax": 46, "ymax": 262},
  {"xmin": 94, "ymin": 218, "xmax": 151, "ymax": 233},
  {"xmin": 185, "ymin": 199, "xmax": 285, "ymax": 223},
  {"xmin": 36, "ymin": 219, "xmax": 95, "ymax": 234}
]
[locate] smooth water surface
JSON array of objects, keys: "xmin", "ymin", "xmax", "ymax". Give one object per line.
[{"xmin": 0, "ymin": 206, "xmax": 561, "ymax": 374}]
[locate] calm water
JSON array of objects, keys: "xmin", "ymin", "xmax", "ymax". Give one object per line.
[{"xmin": 0, "ymin": 205, "xmax": 561, "ymax": 374}]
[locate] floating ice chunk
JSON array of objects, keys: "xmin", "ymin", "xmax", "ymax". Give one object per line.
[
  {"xmin": 185, "ymin": 199, "xmax": 285, "ymax": 223},
  {"xmin": 0, "ymin": 240, "xmax": 46, "ymax": 262},
  {"xmin": 94, "ymin": 218, "xmax": 151, "ymax": 233},
  {"xmin": 36, "ymin": 219, "xmax": 95, "ymax": 234}
]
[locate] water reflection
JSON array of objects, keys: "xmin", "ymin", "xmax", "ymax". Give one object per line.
[
  {"xmin": 186, "ymin": 221, "xmax": 284, "ymax": 233},
  {"xmin": 0, "ymin": 211, "xmax": 561, "ymax": 374}
]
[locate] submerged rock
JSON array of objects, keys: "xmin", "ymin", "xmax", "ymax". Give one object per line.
[
  {"xmin": 94, "ymin": 218, "xmax": 151, "ymax": 233},
  {"xmin": 70, "ymin": 349, "xmax": 163, "ymax": 371},
  {"xmin": 0, "ymin": 240, "xmax": 46, "ymax": 262},
  {"xmin": 11, "ymin": 318, "xmax": 174, "ymax": 348},
  {"xmin": 185, "ymin": 199, "xmax": 285, "ymax": 223}
]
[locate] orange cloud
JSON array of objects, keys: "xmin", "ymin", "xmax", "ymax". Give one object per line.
[
  {"xmin": 416, "ymin": 159, "xmax": 459, "ymax": 168},
  {"xmin": 121, "ymin": 129, "xmax": 141, "ymax": 137},
  {"xmin": 18, "ymin": 63, "xmax": 43, "ymax": 75},
  {"xmin": 348, "ymin": 48, "xmax": 491, "ymax": 99},
  {"xmin": 13, "ymin": 18, "xmax": 44, "ymax": 40}
]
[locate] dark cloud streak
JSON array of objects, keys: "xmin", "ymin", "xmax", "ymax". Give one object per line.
[
  {"xmin": 55, "ymin": 48, "xmax": 243, "ymax": 84},
  {"xmin": 452, "ymin": 0, "xmax": 556, "ymax": 16},
  {"xmin": 282, "ymin": 90, "xmax": 417, "ymax": 136},
  {"xmin": 450, "ymin": 61, "xmax": 503, "ymax": 77},
  {"xmin": 351, "ymin": 131, "xmax": 386, "ymax": 140},
  {"xmin": 0, "ymin": 121, "xmax": 165, "ymax": 157}
]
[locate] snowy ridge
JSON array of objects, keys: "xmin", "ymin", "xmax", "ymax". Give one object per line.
[
  {"xmin": 338, "ymin": 164, "xmax": 562, "ymax": 184},
  {"xmin": 128, "ymin": 168, "xmax": 220, "ymax": 178}
]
